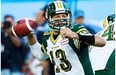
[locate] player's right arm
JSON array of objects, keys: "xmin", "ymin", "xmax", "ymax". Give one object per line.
[
  {"xmin": 60, "ymin": 25, "xmax": 106, "ymax": 48},
  {"xmin": 27, "ymin": 32, "xmax": 48, "ymax": 61}
]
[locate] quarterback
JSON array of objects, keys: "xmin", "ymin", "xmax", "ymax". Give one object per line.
[
  {"xmin": 90, "ymin": 14, "xmax": 115, "ymax": 75},
  {"xmin": 27, "ymin": 1, "xmax": 106, "ymax": 75}
]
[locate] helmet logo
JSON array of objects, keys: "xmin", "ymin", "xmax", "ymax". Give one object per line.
[{"xmin": 56, "ymin": 1, "xmax": 62, "ymax": 9}]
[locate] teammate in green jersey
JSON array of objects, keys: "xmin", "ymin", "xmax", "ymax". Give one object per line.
[{"xmin": 91, "ymin": 14, "xmax": 115, "ymax": 75}]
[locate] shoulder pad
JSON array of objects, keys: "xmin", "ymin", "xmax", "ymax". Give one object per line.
[
  {"xmin": 44, "ymin": 31, "xmax": 51, "ymax": 36},
  {"xmin": 71, "ymin": 24, "xmax": 85, "ymax": 32}
]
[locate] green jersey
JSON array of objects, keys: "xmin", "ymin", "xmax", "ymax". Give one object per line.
[{"xmin": 41, "ymin": 24, "xmax": 94, "ymax": 75}]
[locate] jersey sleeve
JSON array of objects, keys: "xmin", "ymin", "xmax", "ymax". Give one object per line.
[
  {"xmin": 41, "ymin": 35, "xmax": 47, "ymax": 54},
  {"xmin": 41, "ymin": 31, "xmax": 50, "ymax": 54},
  {"xmin": 30, "ymin": 41, "xmax": 48, "ymax": 61},
  {"xmin": 71, "ymin": 24, "xmax": 91, "ymax": 49},
  {"xmin": 30, "ymin": 33, "xmax": 49, "ymax": 61}
]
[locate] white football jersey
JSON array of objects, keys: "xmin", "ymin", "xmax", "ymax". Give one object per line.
[
  {"xmin": 41, "ymin": 25, "xmax": 94, "ymax": 75},
  {"xmin": 90, "ymin": 23, "xmax": 116, "ymax": 71}
]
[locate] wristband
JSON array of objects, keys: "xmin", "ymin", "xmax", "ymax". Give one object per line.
[{"xmin": 77, "ymin": 33, "xmax": 95, "ymax": 45}]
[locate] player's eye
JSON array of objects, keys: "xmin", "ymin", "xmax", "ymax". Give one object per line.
[
  {"xmin": 55, "ymin": 15, "xmax": 60, "ymax": 18},
  {"xmin": 62, "ymin": 14, "xmax": 67, "ymax": 18}
]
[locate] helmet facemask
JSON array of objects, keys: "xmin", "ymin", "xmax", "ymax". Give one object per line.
[{"xmin": 48, "ymin": 12, "xmax": 71, "ymax": 31}]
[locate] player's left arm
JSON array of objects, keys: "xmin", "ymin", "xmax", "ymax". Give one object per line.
[{"xmin": 60, "ymin": 27, "xmax": 106, "ymax": 47}]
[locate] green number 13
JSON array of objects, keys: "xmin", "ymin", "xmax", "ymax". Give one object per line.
[{"xmin": 50, "ymin": 49, "xmax": 72, "ymax": 73}]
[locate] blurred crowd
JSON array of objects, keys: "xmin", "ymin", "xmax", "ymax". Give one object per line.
[
  {"xmin": 1, "ymin": 5, "xmax": 55, "ymax": 75},
  {"xmin": 1, "ymin": 1, "xmax": 103, "ymax": 75}
]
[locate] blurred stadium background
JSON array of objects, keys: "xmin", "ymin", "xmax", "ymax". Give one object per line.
[{"xmin": 1, "ymin": 0, "xmax": 115, "ymax": 28}]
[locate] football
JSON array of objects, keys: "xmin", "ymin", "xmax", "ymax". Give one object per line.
[{"xmin": 10, "ymin": 18, "xmax": 36, "ymax": 37}]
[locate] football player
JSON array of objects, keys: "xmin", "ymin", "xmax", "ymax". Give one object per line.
[
  {"xmin": 27, "ymin": 1, "xmax": 106, "ymax": 75},
  {"xmin": 90, "ymin": 14, "xmax": 115, "ymax": 75}
]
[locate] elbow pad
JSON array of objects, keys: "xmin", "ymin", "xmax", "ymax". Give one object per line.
[
  {"xmin": 77, "ymin": 33, "xmax": 95, "ymax": 45},
  {"xmin": 30, "ymin": 42, "xmax": 48, "ymax": 61}
]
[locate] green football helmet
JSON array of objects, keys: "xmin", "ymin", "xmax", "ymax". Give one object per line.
[
  {"xmin": 103, "ymin": 14, "xmax": 115, "ymax": 28},
  {"xmin": 45, "ymin": 1, "xmax": 71, "ymax": 31}
]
